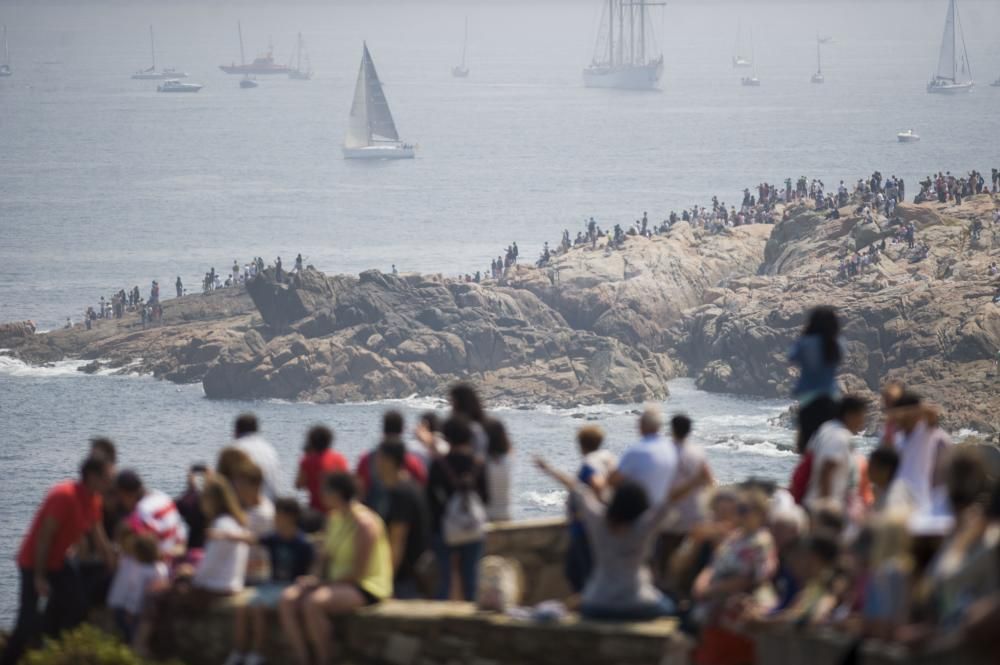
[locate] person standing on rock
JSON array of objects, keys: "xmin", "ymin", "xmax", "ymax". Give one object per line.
[
  {"xmin": 175, "ymin": 277, "xmax": 183, "ymax": 298},
  {"xmin": 789, "ymin": 307, "xmax": 843, "ymax": 455}
]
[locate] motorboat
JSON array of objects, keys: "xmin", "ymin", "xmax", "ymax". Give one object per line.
[
  {"xmin": 131, "ymin": 26, "xmax": 187, "ymax": 80},
  {"xmin": 897, "ymin": 129, "xmax": 920, "ymax": 143},
  {"xmin": 157, "ymin": 79, "xmax": 202, "ymax": 93},
  {"xmin": 240, "ymin": 76, "xmax": 258, "ymax": 89},
  {"xmin": 741, "ymin": 76, "xmax": 760, "ymax": 87},
  {"xmin": 583, "ymin": 0, "xmax": 664, "ymax": 90},
  {"xmin": 219, "ymin": 22, "xmax": 293, "ymax": 75},
  {"xmin": 927, "ymin": 0, "xmax": 974, "ymax": 94},
  {"xmin": 342, "ymin": 43, "xmax": 415, "ymax": 160}
]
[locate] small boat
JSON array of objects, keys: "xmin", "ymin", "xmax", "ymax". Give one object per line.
[
  {"xmin": 452, "ymin": 17, "xmax": 469, "ymax": 78},
  {"xmin": 741, "ymin": 76, "xmax": 760, "ymax": 87},
  {"xmin": 897, "ymin": 129, "xmax": 920, "ymax": 143},
  {"xmin": 583, "ymin": 0, "xmax": 664, "ymax": 90},
  {"xmin": 343, "ymin": 43, "xmax": 415, "ymax": 160},
  {"xmin": 157, "ymin": 79, "xmax": 202, "ymax": 93},
  {"xmin": 0, "ymin": 25, "xmax": 12, "ymax": 77},
  {"xmin": 990, "ymin": 77, "xmax": 1000, "ymax": 87},
  {"xmin": 219, "ymin": 22, "xmax": 293, "ymax": 75},
  {"xmin": 240, "ymin": 76, "xmax": 258, "ymax": 89},
  {"xmin": 131, "ymin": 26, "xmax": 187, "ymax": 80},
  {"xmin": 288, "ymin": 32, "xmax": 312, "ymax": 80},
  {"xmin": 811, "ymin": 38, "xmax": 825, "ymax": 83},
  {"xmin": 732, "ymin": 19, "xmax": 752, "ymax": 68},
  {"xmin": 927, "ymin": 0, "xmax": 974, "ymax": 94}
]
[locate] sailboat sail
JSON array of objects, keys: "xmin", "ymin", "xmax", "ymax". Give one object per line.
[
  {"xmin": 346, "ymin": 44, "xmax": 400, "ymax": 148},
  {"xmin": 936, "ymin": 0, "xmax": 957, "ymax": 81}
]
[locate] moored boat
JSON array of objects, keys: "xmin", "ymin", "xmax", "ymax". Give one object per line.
[
  {"xmin": 583, "ymin": 0, "xmax": 665, "ymax": 90},
  {"xmin": 0, "ymin": 25, "xmax": 12, "ymax": 77},
  {"xmin": 220, "ymin": 22, "xmax": 292, "ymax": 75},
  {"xmin": 927, "ymin": 0, "xmax": 973, "ymax": 94},
  {"xmin": 157, "ymin": 79, "xmax": 202, "ymax": 93},
  {"xmin": 131, "ymin": 26, "xmax": 187, "ymax": 80},
  {"xmin": 897, "ymin": 129, "xmax": 920, "ymax": 143}
]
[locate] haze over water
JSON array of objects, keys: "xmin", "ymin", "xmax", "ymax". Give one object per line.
[{"xmin": 0, "ymin": 0, "xmax": 996, "ymax": 625}]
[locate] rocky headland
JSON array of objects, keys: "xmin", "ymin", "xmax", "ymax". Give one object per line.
[{"xmin": 2, "ymin": 195, "xmax": 998, "ymax": 434}]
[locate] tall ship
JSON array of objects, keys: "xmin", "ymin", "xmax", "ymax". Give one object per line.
[
  {"xmin": 1, "ymin": 25, "xmax": 12, "ymax": 77},
  {"xmin": 132, "ymin": 26, "xmax": 187, "ymax": 80},
  {"xmin": 583, "ymin": 0, "xmax": 664, "ymax": 91},
  {"xmin": 220, "ymin": 22, "xmax": 293, "ymax": 75},
  {"xmin": 927, "ymin": 0, "xmax": 973, "ymax": 93},
  {"xmin": 288, "ymin": 32, "xmax": 313, "ymax": 80},
  {"xmin": 343, "ymin": 43, "xmax": 415, "ymax": 160}
]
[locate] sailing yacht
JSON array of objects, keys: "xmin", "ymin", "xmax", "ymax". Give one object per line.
[
  {"xmin": 811, "ymin": 38, "xmax": 825, "ymax": 83},
  {"xmin": 1, "ymin": 25, "xmax": 12, "ymax": 77},
  {"xmin": 732, "ymin": 20, "xmax": 752, "ymax": 68},
  {"xmin": 220, "ymin": 22, "xmax": 293, "ymax": 75},
  {"xmin": 927, "ymin": 0, "xmax": 973, "ymax": 93},
  {"xmin": 289, "ymin": 33, "xmax": 313, "ymax": 80},
  {"xmin": 741, "ymin": 30, "xmax": 760, "ymax": 86},
  {"xmin": 583, "ymin": 0, "xmax": 664, "ymax": 90},
  {"xmin": 132, "ymin": 26, "xmax": 186, "ymax": 80},
  {"xmin": 343, "ymin": 44, "xmax": 415, "ymax": 160},
  {"xmin": 452, "ymin": 17, "xmax": 469, "ymax": 78}
]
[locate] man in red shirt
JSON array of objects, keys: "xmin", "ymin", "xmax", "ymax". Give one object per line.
[
  {"xmin": 295, "ymin": 425, "xmax": 349, "ymax": 513},
  {"xmin": 2, "ymin": 456, "xmax": 114, "ymax": 665}
]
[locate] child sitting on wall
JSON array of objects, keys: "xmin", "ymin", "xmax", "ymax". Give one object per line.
[{"xmin": 107, "ymin": 531, "xmax": 168, "ymax": 643}]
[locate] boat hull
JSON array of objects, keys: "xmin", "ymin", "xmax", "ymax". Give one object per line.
[
  {"xmin": 811, "ymin": 73, "xmax": 825, "ymax": 84},
  {"xmin": 452, "ymin": 66, "xmax": 469, "ymax": 78},
  {"xmin": 583, "ymin": 60, "xmax": 662, "ymax": 90},
  {"xmin": 157, "ymin": 84, "xmax": 202, "ymax": 93},
  {"xmin": 927, "ymin": 80, "xmax": 974, "ymax": 93},
  {"xmin": 220, "ymin": 65, "xmax": 293, "ymax": 75},
  {"xmin": 343, "ymin": 145, "xmax": 415, "ymax": 160},
  {"xmin": 897, "ymin": 135, "xmax": 920, "ymax": 143}
]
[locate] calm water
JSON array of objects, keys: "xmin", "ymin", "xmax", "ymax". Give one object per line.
[{"xmin": 0, "ymin": 0, "xmax": 993, "ymax": 625}]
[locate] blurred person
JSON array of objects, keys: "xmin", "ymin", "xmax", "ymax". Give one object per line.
[
  {"xmin": 232, "ymin": 462, "xmax": 275, "ymax": 585},
  {"xmin": 232, "ymin": 414, "xmax": 284, "ymax": 501},
  {"xmin": 295, "ymin": 425, "xmax": 347, "ymax": 526},
  {"xmin": 564, "ymin": 426, "xmax": 618, "ymax": 594},
  {"xmin": 611, "ymin": 406, "xmax": 678, "ymax": 506},
  {"xmin": 868, "ymin": 447, "xmax": 915, "ymax": 515},
  {"xmin": 2, "ymin": 456, "xmax": 114, "ymax": 665},
  {"xmin": 115, "ymin": 470, "xmax": 188, "ymax": 562},
  {"xmin": 862, "ymin": 515, "xmax": 913, "ymax": 641},
  {"xmin": 356, "ymin": 411, "xmax": 427, "ymax": 516},
  {"xmin": 789, "ymin": 306, "xmax": 843, "ymax": 455},
  {"xmin": 483, "ymin": 419, "xmax": 513, "ymax": 522},
  {"xmin": 449, "ymin": 383, "xmax": 489, "ymax": 457},
  {"xmin": 374, "ymin": 440, "xmax": 430, "ymax": 599},
  {"xmin": 804, "ymin": 396, "xmax": 868, "ymax": 510},
  {"xmin": 279, "ymin": 473, "xmax": 392, "ymax": 665}
]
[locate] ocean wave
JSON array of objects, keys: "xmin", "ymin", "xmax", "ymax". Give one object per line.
[
  {"xmin": 0, "ymin": 355, "xmax": 91, "ymax": 378},
  {"xmin": 521, "ymin": 489, "xmax": 567, "ymax": 509},
  {"xmin": 708, "ymin": 435, "xmax": 797, "ymax": 458}
]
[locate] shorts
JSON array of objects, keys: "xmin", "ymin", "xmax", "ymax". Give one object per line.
[
  {"xmin": 353, "ymin": 584, "xmax": 381, "ymax": 607},
  {"xmin": 248, "ymin": 583, "xmax": 291, "ymax": 608}
]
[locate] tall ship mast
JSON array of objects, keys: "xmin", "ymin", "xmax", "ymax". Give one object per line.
[
  {"xmin": 927, "ymin": 0, "xmax": 973, "ymax": 93},
  {"xmin": 289, "ymin": 32, "xmax": 313, "ymax": 80},
  {"xmin": 811, "ymin": 36, "xmax": 825, "ymax": 83},
  {"xmin": 583, "ymin": 0, "xmax": 665, "ymax": 91}
]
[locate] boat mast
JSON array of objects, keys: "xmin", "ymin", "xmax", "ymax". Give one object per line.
[
  {"xmin": 149, "ymin": 25, "xmax": 156, "ymax": 71},
  {"xmin": 297, "ymin": 32, "xmax": 303, "ymax": 71},
  {"xmin": 639, "ymin": 0, "xmax": 645, "ymax": 64},
  {"xmin": 238, "ymin": 21, "xmax": 246, "ymax": 66},
  {"xmin": 816, "ymin": 38, "xmax": 821, "ymax": 74},
  {"xmin": 3, "ymin": 25, "xmax": 7, "ymax": 67},
  {"xmin": 955, "ymin": 0, "xmax": 972, "ymax": 81},
  {"xmin": 607, "ymin": 0, "xmax": 615, "ymax": 66},
  {"xmin": 949, "ymin": 0, "xmax": 956, "ymax": 81},
  {"xmin": 461, "ymin": 17, "xmax": 468, "ymax": 68}
]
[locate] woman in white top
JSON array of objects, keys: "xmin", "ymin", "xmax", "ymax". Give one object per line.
[
  {"xmin": 193, "ymin": 477, "xmax": 250, "ymax": 593},
  {"xmin": 484, "ymin": 419, "xmax": 512, "ymax": 522}
]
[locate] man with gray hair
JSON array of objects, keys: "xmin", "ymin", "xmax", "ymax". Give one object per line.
[{"xmin": 610, "ymin": 406, "xmax": 678, "ymax": 506}]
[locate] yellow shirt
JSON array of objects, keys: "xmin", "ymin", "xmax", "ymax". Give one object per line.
[{"xmin": 323, "ymin": 505, "xmax": 393, "ymax": 600}]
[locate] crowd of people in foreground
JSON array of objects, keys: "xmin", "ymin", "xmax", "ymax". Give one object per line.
[{"xmin": 7, "ymin": 311, "xmax": 999, "ymax": 665}]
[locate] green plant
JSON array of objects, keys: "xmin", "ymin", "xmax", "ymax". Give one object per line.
[{"xmin": 21, "ymin": 625, "xmax": 180, "ymax": 665}]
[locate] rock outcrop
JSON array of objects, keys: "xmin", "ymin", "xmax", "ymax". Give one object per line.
[{"xmin": 671, "ymin": 197, "xmax": 1000, "ymax": 433}]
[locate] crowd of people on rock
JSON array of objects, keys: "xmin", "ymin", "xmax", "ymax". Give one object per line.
[
  {"xmin": 5, "ymin": 305, "xmax": 999, "ymax": 665},
  {"xmin": 79, "ymin": 282, "xmax": 163, "ymax": 331}
]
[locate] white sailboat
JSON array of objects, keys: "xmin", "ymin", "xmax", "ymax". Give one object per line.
[
  {"xmin": 131, "ymin": 26, "xmax": 187, "ymax": 80},
  {"xmin": 289, "ymin": 33, "xmax": 313, "ymax": 80},
  {"xmin": 927, "ymin": 0, "xmax": 973, "ymax": 93},
  {"xmin": 811, "ymin": 37, "xmax": 825, "ymax": 83},
  {"xmin": 732, "ymin": 20, "xmax": 751, "ymax": 68},
  {"xmin": 741, "ymin": 30, "xmax": 760, "ymax": 86},
  {"xmin": 1, "ymin": 25, "xmax": 13, "ymax": 77},
  {"xmin": 583, "ymin": 0, "xmax": 664, "ymax": 90},
  {"xmin": 343, "ymin": 43, "xmax": 415, "ymax": 160},
  {"xmin": 452, "ymin": 17, "xmax": 469, "ymax": 78}
]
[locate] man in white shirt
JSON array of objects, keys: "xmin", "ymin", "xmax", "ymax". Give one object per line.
[
  {"xmin": 611, "ymin": 407, "xmax": 677, "ymax": 506},
  {"xmin": 805, "ymin": 396, "xmax": 868, "ymax": 510},
  {"xmin": 889, "ymin": 393, "xmax": 944, "ymax": 514},
  {"xmin": 664, "ymin": 415, "xmax": 714, "ymax": 534},
  {"xmin": 233, "ymin": 414, "xmax": 284, "ymax": 501}
]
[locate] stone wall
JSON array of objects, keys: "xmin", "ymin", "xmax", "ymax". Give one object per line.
[{"xmin": 483, "ymin": 517, "xmax": 569, "ymax": 606}]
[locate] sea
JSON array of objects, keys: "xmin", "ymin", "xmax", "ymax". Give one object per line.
[{"xmin": 1, "ymin": 0, "xmax": 998, "ymax": 625}]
